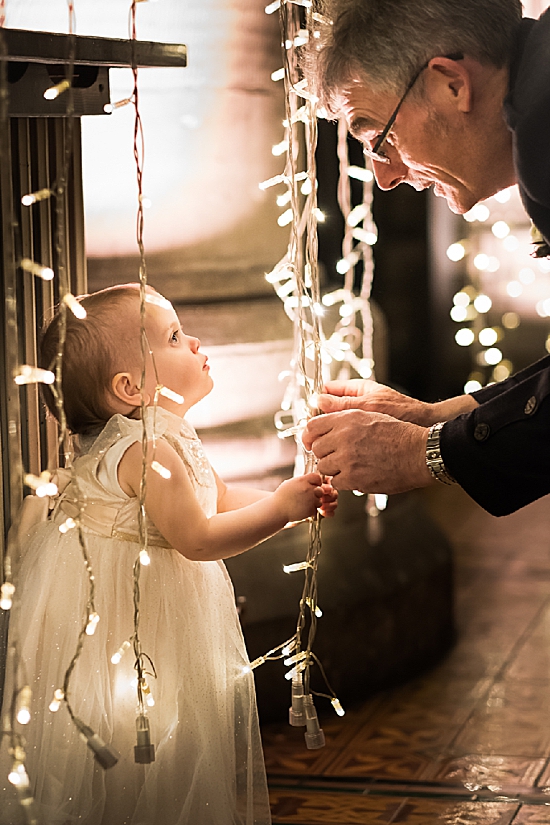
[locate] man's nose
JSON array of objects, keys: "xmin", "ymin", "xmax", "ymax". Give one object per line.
[{"xmin": 372, "ymin": 155, "xmax": 409, "ymax": 191}]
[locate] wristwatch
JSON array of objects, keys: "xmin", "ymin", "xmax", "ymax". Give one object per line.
[{"xmin": 425, "ymin": 422, "xmax": 457, "ymax": 486}]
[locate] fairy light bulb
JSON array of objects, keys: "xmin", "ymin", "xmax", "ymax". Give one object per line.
[
  {"xmin": 473, "ymin": 294, "xmax": 492, "ymax": 313},
  {"xmin": 19, "ymin": 257, "xmax": 54, "ymax": 281},
  {"xmin": 59, "ymin": 517, "xmax": 76, "ymax": 534},
  {"xmin": 272, "ymin": 140, "xmax": 289, "ymax": 157},
  {"xmin": 506, "ymin": 281, "xmax": 522, "ymax": 297},
  {"xmin": 278, "ymin": 209, "xmax": 293, "ymax": 227},
  {"xmin": 518, "ymin": 268, "xmax": 535, "ymax": 284},
  {"xmin": 0, "ymin": 581, "xmax": 15, "ymax": 610},
  {"xmin": 284, "ymin": 650, "xmax": 307, "ymax": 668},
  {"xmin": 277, "ymin": 191, "xmax": 292, "ymax": 207},
  {"xmin": 14, "ymin": 365, "xmax": 55, "ymax": 385},
  {"xmin": 455, "ymin": 328, "xmax": 475, "ymax": 347},
  {"xmin": 111, "ymin": 640, "xmax": 131, "ymax": 665},
  {"xmin": 16, "ymin": 686, "xmax": 32, "ymax": 725},
  {"xmin": 49, "ymin": 688, "xmax": 64, "ymax": 712},
  {"xmin": 151, "ymin": 461, "xmax": 171, "ymax": 480},
  {"xmin": 265, "ymin": 1, "xmax": 280, "ymax": 14},
  {"xmin": 25, "ymin": 472, "xmax": 58, "ymax": 497},
  {"xmin": 331, "ymin": 697, "xmax": 345, "ymax": 717},
  {"xmin": 313, "ymin": 208, "xmax": 325, "ymax": 223},
  {"xmin": 478, "ymin": 328, "xmax": 498, "ymax": 347},
  {"xmin": 492, "ymin": 220, "xmax": 510, "ymax": 239},
  {"xmin": 347, "ymin": 165, "xmax": 373, "ymax": 183},
  {"xmin": 63, "ymin": 293, "xmax": 87, "ymax": 319},
  {"xmin": 484, "ymin": 347, "xmax": 503, "ymax": 366},
  {"xmin": 21, "ymin": 187, "xmax": 52, "ymax": 206},
  {"xmin": 465, "ymin": 379, "xmax": 483, "ymax": 393},
  {"xmin": 44, "ymin": 79, "xmax": 70, "ymax": 100},
  {"xmin": 446, "ymin": 242, "xmax": 466, "ymax": 262},
  {"xmin": 270, "ymin": 67, "xmax": 285, "ymax": 81},
  {"xmin": 8, "ymin": 763, "xmax": 29, "ymax": 788},
  {"xmin": 103, "ymin": 96, "xmax": 133, "ymax": 114},
  {"xmin": 347, "ymin": 203, "xmax": 369, "ymax": 227},
  {"xmin": 86, "ymin": 612, "xmax": 100, "ymax": 636},
  {"xmin": 283, "ymin": 561, "xmax": 311, "ymax": 574},
  {"xmin": 450, "ymin": 306, "xmax": 468, "ymax": 322},
  {"xmin": 503, "ymin": 235, "xmax": 519, "ymax": 251},
  {"xmin": 285, "ymin": 659, "xmax": 308, "ymax": 681},
  {"xmin": 158, "ymin": 386, "xmax": 184, "ymax": 405}
]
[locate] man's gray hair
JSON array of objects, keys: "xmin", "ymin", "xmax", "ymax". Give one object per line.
[{"xmin": 309, "ymin": 0, "xmax": 523, "ymax": 113}]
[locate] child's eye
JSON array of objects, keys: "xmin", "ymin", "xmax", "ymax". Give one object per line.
[{"xmin": 171, "ymin": 330, "xmax": 179, "ymax": 343}]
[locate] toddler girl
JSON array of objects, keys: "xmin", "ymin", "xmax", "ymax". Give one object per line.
[{"xmin": 0, "ymin": 284, "xmax": 336, "ymax": 825}]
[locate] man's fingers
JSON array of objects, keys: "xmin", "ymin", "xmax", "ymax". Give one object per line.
[
  {"xmin": 302, "ymin": 412, "xmax": 336, "ymax": 450},
  {"xmin": 317, "ymin": 393, "xmax": 353, "ymax": 413}
]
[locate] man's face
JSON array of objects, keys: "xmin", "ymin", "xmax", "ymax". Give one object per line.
[{"xmin": 341, "ymin": 80, "xmax": 487, "ymax": 214}]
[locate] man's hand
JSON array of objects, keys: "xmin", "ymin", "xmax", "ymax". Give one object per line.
[
  {"xmin": 302, "ymin": 410, "xmax": 433, "ymax": 494},
  {"xmin": 317, "ymin": 379, "xmax": 478, "ymax": 426}
]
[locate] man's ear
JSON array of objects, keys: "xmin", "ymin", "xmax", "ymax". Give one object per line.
[
  {"xmin": 427, "ymin": 56, "xmax": 473, "ymax": 113},
  {"xmin": 111, "ymin": 372, "xmax": 150, "ymax": 408}
]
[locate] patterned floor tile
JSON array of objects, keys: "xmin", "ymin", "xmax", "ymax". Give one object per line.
[
  {"xmin": 270, "ymin": 790, "xmax": 400, "ymax": 824},
  {"xmin": 423, "ymin": 755, "xmax": 547, "ymax": 788},
  {"xmin": 509, "ymin": 805, "xmax": 550, "ymax": 824},
  {"xmin": 385, "ymin": 799, "xmax": 517, "ymax": 825}
]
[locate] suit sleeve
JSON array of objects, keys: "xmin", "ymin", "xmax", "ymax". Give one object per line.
[{"xmin": 440, "ymin": 356, "xmax": 550, "ymax": 516}]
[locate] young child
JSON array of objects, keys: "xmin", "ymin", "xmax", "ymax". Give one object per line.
[{"xmin": 0, "ymin": 284, "xmax": 337, "ymax": 825}]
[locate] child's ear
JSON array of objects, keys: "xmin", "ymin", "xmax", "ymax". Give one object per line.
[{"xmin": 111, "ymin": 372, "xmax": 150, "ymax": 407}]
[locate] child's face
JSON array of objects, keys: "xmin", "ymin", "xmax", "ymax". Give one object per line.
[{"xmin": 142, "ymin": 298, "xmax": 213, "ymax": 415}]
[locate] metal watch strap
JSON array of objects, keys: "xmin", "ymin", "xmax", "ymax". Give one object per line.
[{"xmin": 425, "ymin": 422, "xmax": 457, "ymax": 486}]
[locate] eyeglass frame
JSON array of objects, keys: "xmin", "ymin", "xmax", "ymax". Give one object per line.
[{"xmin": 363, "ymin": 52, "xmax": 464, "ymax": 164}]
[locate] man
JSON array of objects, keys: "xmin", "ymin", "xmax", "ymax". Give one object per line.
[{"xmin": 303, "ymin": 0, "xmax": 550, "ymax": 517}]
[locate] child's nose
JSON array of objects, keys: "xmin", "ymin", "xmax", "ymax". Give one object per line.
[{"xmin": 189, "ymin": 336, "xmax": 200, "ymax": 352}]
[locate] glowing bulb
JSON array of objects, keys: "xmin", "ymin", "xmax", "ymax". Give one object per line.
[
  {"xmin": 313, "ymin": 208, "xmax": 325, "ymax": 223},
  {"xmin": 453, "ymin": 291, "xmax": 470, "ymax": 307},
  {"xmin": 16, "ymin": 687, "xmax": 32, "ymax": 725},
  {"xmin": 473, "ymin": 254, "xmax": 489, "ymax": 271},
  {"xmin": 502, "ymin": 311, "xmax": 520, "ymax": 329},
  {"xmin": 473, "ymin": 294, "xmax": 492, "ymax": 313},
  {"xmin": 347, "ymin": 165, "xmax": 373, "ymax": 183},
  {"xmin": 464, "ymin": 379, "xmax": 482, "ymax": 393},
  {"xmin": 486, "ymin": 257, "xmax": 500, "ymax": 273},
  {"xmin": 158, "ymin": 386, "xmax": 184, "ymax": 405},
  {"xmin": 506, "ymin": 281, "xmax": 522, "ymax": 297},
  {"xmin": 336, "ymin": 258, "xmax": 352, "ymax": 275},
  {"xmin": 277, "ymin": 209, "xmax": 293, "ymax": 227},
  {"xmin": 347, "ymin": 204, "xmax": 369, "ymax": 227},
  {"xmin": 301, "ymin": 178, "xmax": 312, "ymax": 195},
  {"xmin": 285, "ymin": 660, "xmax": 308, "ymax": 680},
  {"xmin": 59, "ymin": 517, "xmax": 76, "ymax": 533},
  {"xmin": 493, "ymin": 362, "xmax": 511, "ymax": 382},
  {"xmin": 145, "ymin": 293, "xmax": 172, "ymax": 310},
  {"xmin": 331, "ymin": 698, "xmax": 345, "ymax": 717},
  {"xmin": 151, "ymin": 460, "xmax": 171, "ymax": 480},
  {"xmin": 374, "ymin": 494, "xmax": 388, "ymax": 510},
  {"xmin": 0, "ymin": 581, "xmax": 15, "ymax": 610},
  {"xmin": 492, "ymin": 220, "xmax": 510, "ymax": 239},
  {"xmin": 352, "ymin": 227, "xmax": 377, "ymax": 245},
  {"xmin": 15, "ymin": 365, "xmax": 55, "ymax": 385},
  {"xmin": 277, "ymin": 191, "xmax": 291, "ymax": 207},
  {"xmin": 86, "ymin": 612, "xmax": 100, "ymax": 636},
  {"xmin": 44, "ymin": 79, "xmax": 70, "ymax": 100},
  {"xmin": 284, "ymin": 651, "xmax": 308, "ymax": 667},
  {"xmin": 464, "ymin": 203, "xmax": 490, "ymax": 222},
  {"xmin": 49, "ymin": 688, "xmax": 64, "ymax": 712},
  {"xmin": 270, "ymin": 67, "xmax": 284, "ymax": 81},
  {"xmin": 483, "ymin": 347, "xmax": 503, "ymax": 366},
  {"xmin": 259, "ymin": 173, "xmax": 286, "ymax": 190},
  {"xmin": 139, "ymin": 549, "xmax": 151, "ymax": 566},
  {"xmin": 478, "ymin": 328, "xmax": 498, "ymax": 347},
  {"xmin": 283, "ymin": 561, "xmax": 311, "ymax": 574},
  {"xmin": 111, "ymin": 640, "xmax": 131, "ymax": 665},
  {"xmin": 455, "ymin": 328, "xmax": 475, "ymax": 347},
  {"xmin": 494, "ymin": 187, "xmax": 512, "ymax": 203},
  {"xmin": 447, "ymin": 243, "xmax": 466, "ymax": 262},
  {"xmin": 272, "ymin": 140, "xmax": 288, "ymax": 157},
  {"xmin": 21, "ymin": 187, "xmax": 51, "ymax": 206},
  {"xmin": 20, "ymin": 257, "xmax": 54, "ymax": 280},
  {"xmin": 63, "ymin": 293, "xmax": 87, "ymax": 319},
  {"xmin": 450, "ymin": 306, "xmax": 468, "ymax": 322}
]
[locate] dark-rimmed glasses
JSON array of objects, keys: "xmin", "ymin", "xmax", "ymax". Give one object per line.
[{"xmin": 363, "ymin": 52, "xmax": 464, "ymax": 164}]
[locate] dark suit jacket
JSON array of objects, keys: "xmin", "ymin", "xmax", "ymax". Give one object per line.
[{"xmin": 440, "ymin": 11, "xmax": 550, "ymax": 516}]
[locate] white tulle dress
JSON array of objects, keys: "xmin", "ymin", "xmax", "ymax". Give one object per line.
[{"xmin": 0, "ymin": 408, "xmax": 271, "ymax": 825}]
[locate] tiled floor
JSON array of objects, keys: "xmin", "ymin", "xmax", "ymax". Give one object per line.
[{"xmin": 262, "ymin": 486, "xmax": 550, "ymax": 824}]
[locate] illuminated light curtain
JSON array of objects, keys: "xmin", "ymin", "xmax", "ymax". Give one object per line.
[{"xmin": 443, "ymin": 0, "xmax": 550, "ymax": 392}]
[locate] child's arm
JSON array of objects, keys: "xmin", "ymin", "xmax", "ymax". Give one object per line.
[{"xmin": 118, "ymin": 439, "xmax": 337, "ymax": 562}]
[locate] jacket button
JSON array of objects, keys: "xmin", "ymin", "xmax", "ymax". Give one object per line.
[
  {"xmin": 474, "ymin": 423, "xmax": 490, "ymax": 441},
  {"xmin": 524, "ymin": 396, "xmax": 537, "ymax": 415}
]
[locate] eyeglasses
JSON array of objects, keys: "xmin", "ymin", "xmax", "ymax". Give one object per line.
[{"xmin": 363, "ymin": 52, "xmax": 464, "ymax": 165}]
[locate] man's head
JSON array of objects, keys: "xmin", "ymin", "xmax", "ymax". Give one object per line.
[{"xmin": 309, "ymin": 0, "xmax": 522, "ymax": 212}]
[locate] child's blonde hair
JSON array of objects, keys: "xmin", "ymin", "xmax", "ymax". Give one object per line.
[{"xmin": 39, "ymin": 284, "xmax": 149, "ymax": 435}]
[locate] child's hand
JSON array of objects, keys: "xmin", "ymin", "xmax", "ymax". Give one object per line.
[{"xmin": 274, "ymin": 473, "xmax": 338, "ymax": 524}]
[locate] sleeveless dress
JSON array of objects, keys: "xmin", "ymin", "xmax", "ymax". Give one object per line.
[{"xmin": 0, "ymin": 409, "xmax": 271, "ymax": 825}]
